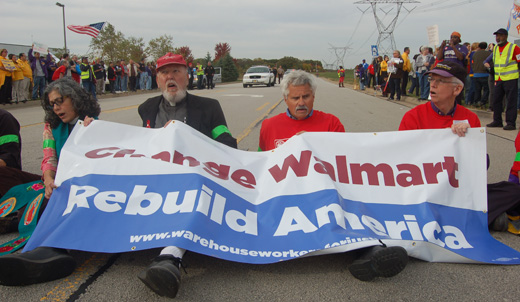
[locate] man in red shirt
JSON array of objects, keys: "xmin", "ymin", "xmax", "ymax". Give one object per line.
[
  {"xmin": 259, "ymin": 70, "xmax": 408, "ymax": 281},
  {"xmin": 399, "ymin": 61, "xmax": 520, "ymax": 231},
  {"xmin": 399, "ymin": 61, "xmax": 480, "ymax": 135}
]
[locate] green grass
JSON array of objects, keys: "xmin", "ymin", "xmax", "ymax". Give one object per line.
[{"xmin": 319, "ymin": 70, "xmax": 355, "ymax": 84}]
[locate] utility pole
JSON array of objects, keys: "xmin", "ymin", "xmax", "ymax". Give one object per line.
[{"xmin": 354, "ymin": 0, "xmax": 419, "ymax": 57}]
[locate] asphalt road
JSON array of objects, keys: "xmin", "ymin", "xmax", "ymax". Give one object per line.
[{"xmin": 1, "ymin": 79, "xmax": 520, "ymax": 301}]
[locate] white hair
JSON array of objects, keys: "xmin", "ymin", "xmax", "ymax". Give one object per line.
[{"xmin": 281, "ymin": 70, "xmax": 317, "ymax": 98}]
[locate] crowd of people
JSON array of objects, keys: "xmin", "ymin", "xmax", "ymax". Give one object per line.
[
  {"xmin": 1, "ymin": 27, "xmax": 520, "ymax": 298},
  {"xmin": 345, "ymin": 29, "xmax": 519, "ymax": 131}
]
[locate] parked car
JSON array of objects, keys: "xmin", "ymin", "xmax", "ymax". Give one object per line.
[
  {"xmin": 242, "ymin": 66, "xmax": 275, "ymax": 88},
  {"xmin": 190, "ymin": 67, "xmax": 222, "ymax": 89}
]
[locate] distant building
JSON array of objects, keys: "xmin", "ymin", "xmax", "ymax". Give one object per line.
[{"xmin": 0, "ymin": 42, "xmax": 65, "ymax": 59}]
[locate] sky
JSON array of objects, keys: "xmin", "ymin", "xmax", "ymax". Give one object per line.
[{"xmin": 1, "ymin": 0, "xmax": 513, "ymax": 68}]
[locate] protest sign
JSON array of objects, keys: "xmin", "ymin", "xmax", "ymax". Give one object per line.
[{"xmin": 24, "ymin": 121, "xmax": 520, "ymax": 265}]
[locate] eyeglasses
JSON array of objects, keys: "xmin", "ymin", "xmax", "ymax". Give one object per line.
[
  {"xmin": 428, "ymin": 76, "xmax": 457, "ymax": 85},
  {"xmin": 47, "ymin": 97, "xmax": 65, "ymax": 110}
]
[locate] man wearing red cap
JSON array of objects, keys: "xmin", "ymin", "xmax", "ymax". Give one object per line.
[{"xmin": 137, "ymin": 52, "xmax": 237, "ymax": 298}]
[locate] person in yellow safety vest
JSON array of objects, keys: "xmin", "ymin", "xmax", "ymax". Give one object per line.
[
  {"xmin": 79, "ymin": 57, "xmax": 97, "ymax": 99},
  {"xmin": 196, "ymin": 62, "xmax": 204, "ymax": 89},
  {"xmin": 485, "ymin": 28, "xmax": 520, "ymax": 131}
]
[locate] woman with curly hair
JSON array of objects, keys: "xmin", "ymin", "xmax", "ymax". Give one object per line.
[{"xmin": 41, "ymin": 77, "xmax": 100, "ymax": 199}]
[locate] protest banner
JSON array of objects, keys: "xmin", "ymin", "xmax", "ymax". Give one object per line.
[
  {"xmin": 427, "ymin": 25, "xmax": 439, "ymax": 47},
  {"xmin": 32, "ymin": 42, "xmax": 48, "ymax": 54},
  {"xmin": 0, "ymin": 59, "xmax": 16, "ymax": 71},
  {"xmin": 24, "ymin": 121, "xmax": 520, "ymax": 265}
]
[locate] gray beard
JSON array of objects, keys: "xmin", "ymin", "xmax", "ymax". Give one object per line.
[{"xmin": 163, "ymin": 89, "xmax": 187, "ymax": 106}]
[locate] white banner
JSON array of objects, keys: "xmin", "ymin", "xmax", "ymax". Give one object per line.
[
  {"xmin": 32, "ymin": 42, "xmax": 48, "ymax": 54},
  {"xmin": 427, "ymin": 25, "xmax": 439, "ymax": 47},
  {"xmin": 25, "ymin": 121, "xmax": 520, "ymax": 264}
]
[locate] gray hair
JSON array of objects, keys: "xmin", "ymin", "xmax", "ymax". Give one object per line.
[{"xmin": 281, "ymin": 70, "xmax": 317, "ymax": 98}]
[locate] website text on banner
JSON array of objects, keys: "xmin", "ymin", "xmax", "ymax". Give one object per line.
[{"xmin": 24, "ymin": 121, "xmax": 520, "ymax": 265}]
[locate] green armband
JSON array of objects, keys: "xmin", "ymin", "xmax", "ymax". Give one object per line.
[
  {"xmin": 43, "ymin": 139, "xmax": 56, "ymax": 149},
  {"xmin": 211, "ymin": 125, "xmax": 232, "ymax": 140},
  {"xmin": 515, "ymin": 152, "xmax": 520, "ymax": 162},
  {"xmin": 0, "ymin": 134, "xmax": 19, "ymax": 146}
]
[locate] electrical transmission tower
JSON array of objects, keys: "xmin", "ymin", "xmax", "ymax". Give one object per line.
[
  {"xmin": 328, "ymin": 43, "xmax": 351, "ymax": 69},
  {"xmin": 354, "ymin": 0, "xmax": 419, "ymax": 57}
]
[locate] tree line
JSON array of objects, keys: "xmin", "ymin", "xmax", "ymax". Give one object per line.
[{"xmin": 68, "ymin": 23, "xmax": 323, "ymax": 82}]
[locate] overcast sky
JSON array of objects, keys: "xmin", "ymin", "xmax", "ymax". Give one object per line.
[{"xmin": 1, "ymin": 0, "xmax": 511, "ymax": 68}]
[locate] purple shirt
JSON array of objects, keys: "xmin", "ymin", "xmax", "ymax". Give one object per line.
[{"xmin": 442, "ymin": 44, "xmax": 469, "ymax": 66}]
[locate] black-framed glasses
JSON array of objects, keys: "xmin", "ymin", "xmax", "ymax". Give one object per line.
[{"xmin": 47, "ymin": 97, "xmax": 65, "ymax": 110}]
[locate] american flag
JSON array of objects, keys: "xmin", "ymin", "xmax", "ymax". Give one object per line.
[{"xmin": 67, "ymin": 22, "xmax": 106, "ymax": 38}]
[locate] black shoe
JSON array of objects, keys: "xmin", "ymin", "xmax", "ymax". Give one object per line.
[
  {"xmin": 0, "ymin": 247, "xmax": 75, "ymax": 286},
  {"xmin": 349, "ymin": 245, "xmax": 408, "ymax": 281},
  {"xmin": 490, "ymin": 212, "xmax": 509, "ymax": 232},
  {"xmin": 138, "ymin": 254, "xmax": 183, "ymax": 298},
  {"xmin": 486, "ymin": 121, "xmax": 503, "ymax": 128},
  {"xmin": 504, "ymin": 124, "xmax": 516, "ymax": 131}
]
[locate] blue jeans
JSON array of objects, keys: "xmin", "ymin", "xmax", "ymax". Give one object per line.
[
  {"xmin": 465, "ymin": 77, "xmax": 476, "ymax": 105},
  {"xmin": 408, "ymin": 74, "xmax": 419, "ymax": 96},
  {"xmin": 146, "ymin": 75, "xmax": 152, "ymax": 90},
  {"xmin": 418, "ymin": 71, "xmax": 430, "ymax": 100},
  {"xmin": 121, "ymin": 75, "xmax": 128, "ymax": 91},
  {"xmin": 82, "ymin": 80, "xmax": 97, "ymax": 99},
  {"xmin": 360, "ymin": 78, "xmax": 365, "ymax": 90},
  {"xmin": 140, "ymin": 72, "xmax": 147, "ymax": 90},
  {"xmin": 116, "ymin": 75, "xmax": 122, "ymax": 91},
  {"xmin": 32, "ymin": 76, "xmax": 46, "ymax": 99}
]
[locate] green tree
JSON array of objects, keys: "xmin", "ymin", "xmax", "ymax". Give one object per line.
[
  {"xmin": 125, "ymin": 37, "xmax": 146, "ymax": 62},
  {"xmin": 89, "ymin": 23, "xmax": 126, "ymax": 63},
  {"xmin": 215, "ymin": 53, "xmax": 238, "ymax": 82},
  {"xmin": 146, "ymin": 34, "xmax": 174, "ymax": 61},
  {"xmin": 277, "ymin": 56, "xmax": 302, "ymax": 70},
  {"xmin": 205, "ymin": 52, "xmax": 212, "ymax": 63}
]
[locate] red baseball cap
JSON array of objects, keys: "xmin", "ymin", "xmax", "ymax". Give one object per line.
[{"xmin": 156, "ymin": 52, "xmax": 187, "ymax": 70}]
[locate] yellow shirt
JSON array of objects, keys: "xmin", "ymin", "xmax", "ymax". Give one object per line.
[
  {"xmin": 12, "ymin": 61, "xmax": 24, "ymax": 81},
  {"xmin": 0, "ymin": 56, "xmax": 13, "ymax": 87},
  {"xmin": 402, "ymin": 52, "xmax": 411, "ymax": 72},
  {"xmin": 380, "ymin": 61, "xmax": 388, "ymax": 73},
  {"xmin": 17, "ymin": 59, "xmax": 33, "ymax": 80}
]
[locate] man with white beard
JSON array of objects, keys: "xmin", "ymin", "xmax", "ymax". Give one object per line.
[{"xmin": 137, "ymin": 52, "xmax": 237, "ymax": 298}]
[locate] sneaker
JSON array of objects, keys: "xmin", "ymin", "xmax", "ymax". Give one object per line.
[
  {"xmin": 490, "ymin": 212, "xmax": 509, "ymax": 232},
  {"xmin": 0, "ymin": 247, "xmax": 75, "ymax": 286},
  {"xmin": 138, "ymin": 254, "xmax": 183, "ymax": 298},
  {"xmin": 486, "ymin": 121, "xmax": 503, "ymax": 127},
  {"xmin": 348, "ymin": 245, "xmax": 408, "ymax": 281},
  {"xmin": 503, "ymin": 124, "xmax": 516, "ymax": 131}
]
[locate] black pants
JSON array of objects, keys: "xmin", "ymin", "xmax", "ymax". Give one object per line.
[
  {"xmin": 0, "ymin": 76, "xmax": 12, "ymax": 104},
  {"xmin": 401, "ymin": 74, "xmax": 408, "ymax": 95},
  {"xmin": 0, "ymin": 166, "xmax": 40, "ymax": 198},
  {"xmin": 473, "ymin": 77, "xmax": 490, "ymax": 105},
  {"xmin": 488, "ymin": 181, "xmax": 520, "ymax": 224},
  {"xmin": 492, "ymin": 79, "xmax": 518, "ymax": 126},
  {"xmin": 129, "ymin": 76, "xmax": 136, "ymax": 91},
  {"xmin": 389, "ymin": 77, "xmax": 401, "ymax": 100},
  {"xmin": 207, "ymin": 75, "xmax": 213, "ymax": 89}
]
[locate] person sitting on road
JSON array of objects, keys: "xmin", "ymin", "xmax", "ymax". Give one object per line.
[
  {"xmin": 0, "ymin": 109, "xmax": 41, "ymax": 232},
  {"xmin": 398, "ymin": 61, "xmax": 520, "ymax": 232},
  {"xmin": 259, "ymin": 70, "xmax": 409, "ymax": 281},
  {"xmin": 0, "ymin": 77, "xmax": 100, "ymax": 286},
  {"xmin": 137, "ymin": 52, "xmax": 237, "ymax": 298}
]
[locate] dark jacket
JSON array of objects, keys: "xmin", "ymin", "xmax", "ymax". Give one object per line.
[
  {"xmin": 0, "ymin": 109, "xmax": 22, "ymax": 169},
  {"xmin": 138, "ymin": 93, "xmax": 237, "ymax": 148},
  {"xmin": 28, "ymin": 49, "xmax": 51, "ymax": 77}
]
